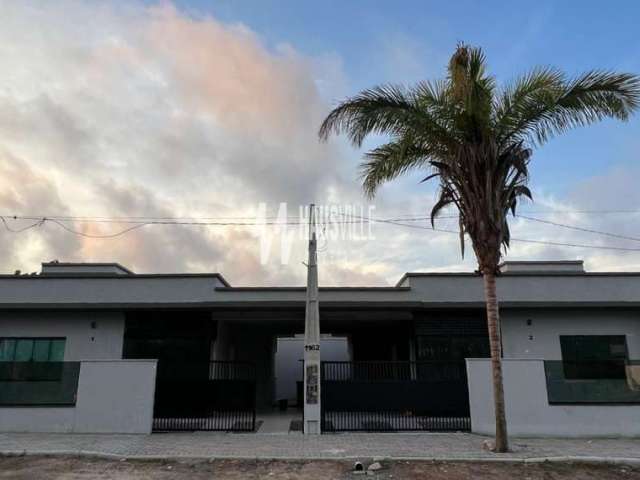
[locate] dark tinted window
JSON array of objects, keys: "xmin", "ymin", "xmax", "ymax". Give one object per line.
[
  {"xmin": 560, "ymin": 335, "xmax": 627, "ymax": 379},
  {"xmin": 0, "ymin": 338, "xmax": 66, "ymax": 362}
]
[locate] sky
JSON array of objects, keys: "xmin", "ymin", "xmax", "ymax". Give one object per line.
[{"xmin": 1, "ymin": 0, "xmax": 640, "ymax": 285}]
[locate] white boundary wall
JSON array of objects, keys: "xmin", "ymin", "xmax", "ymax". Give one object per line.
[
  {"xmin": 466, "ymin": 358, "xmax": 640, "ymax": 437},
  {"xmin": 0, "ymin": 359, "xmax": 157, "ymax": 434}
]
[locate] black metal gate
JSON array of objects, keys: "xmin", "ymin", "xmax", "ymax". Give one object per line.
[
  {"xmin": 153, "ymin": 361, "xmax": 256, "ymax": 432},
  {"xmin": 321, "ymin": 361, "xmax": 470, "ymax": 432}
]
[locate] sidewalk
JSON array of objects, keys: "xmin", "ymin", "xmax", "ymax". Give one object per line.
[{"xmin": 1, "ymin": 432, "xmax": 639, "ymax": 463}]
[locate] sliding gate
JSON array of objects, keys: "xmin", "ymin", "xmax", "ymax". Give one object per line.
[
  {"xmin": 153, "ymin": 361, "xmax": 256, "ymax": 432},
  {"xmin": 321, "ymin": 361, "xmax": 470, "ymax": 432}
]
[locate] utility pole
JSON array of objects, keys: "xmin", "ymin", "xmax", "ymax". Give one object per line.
[{"xmin": 303, "ymin": 203, "xmax": 321, "ymax": 434}]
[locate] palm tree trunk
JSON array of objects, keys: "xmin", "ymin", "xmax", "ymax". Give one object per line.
[{"xmin": 483, "ymin": 271, "xmax": 509, "ymax": 452}]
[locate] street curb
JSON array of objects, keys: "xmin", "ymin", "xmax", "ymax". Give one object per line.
[{"xmin": 2, "ymin": 450, "xmax": 640, "ymax": 466}]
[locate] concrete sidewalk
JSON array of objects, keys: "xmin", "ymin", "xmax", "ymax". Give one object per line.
[{"xmin": 1, "ymin": 432, "xmax": 640, "ymax": 463}]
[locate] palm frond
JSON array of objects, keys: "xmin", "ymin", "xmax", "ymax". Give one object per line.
[
  {"xmin": 499, "ymin": 70, "xmax": 640, "ymax": 146},
  {"xmin": 318, "ymin": 42, "xmax": 640, "ymax": 270},
  {"xmin": 318, "ymin": 84, "xmax": 455, "ymax": 148},
  {"xmin": 359, "ymin": 137, "xmax": 433, "ymax": 198},
  {"xmin": 494, "ymin": 67, "xmax": 564, "ymax": 139},
  {"xmin": 430, "ymin": 185, "xmax": 457, "ymax": 227}
]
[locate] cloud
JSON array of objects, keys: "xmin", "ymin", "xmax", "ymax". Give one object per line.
[
  {"xmin": 0, "ymin": 151, "xmax": 81, "ymax": 270},
  {"xmin": 0, "ymin": 1, "xmax": 354, "ymax": 283},
  {"xmin": 500, "ymin": 166, "xmax": 640, "ymax": 270},
  {"xmin": 0, "ymin": 1, "xmax": 638, "ymax": 285}
]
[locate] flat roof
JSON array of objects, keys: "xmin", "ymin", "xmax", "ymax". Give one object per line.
[
  {"xmin": 394, "ymin": 270, "xmax": 640, "ymax": 287},
  {"xmin": 4, "ymin": 271, "xmax": 231, "ymax": 287},
  {"xmin": 1, "ymin": 260, "xmax": 640, "ymax": 310},
  {"xmin": 42, "ymin": 261, "xmax": 135, "ymax": 273}
]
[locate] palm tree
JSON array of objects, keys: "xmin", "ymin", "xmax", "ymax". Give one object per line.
[{"xmin": 319, "ymin": 43, "xmax": 640, "ymax": 452}]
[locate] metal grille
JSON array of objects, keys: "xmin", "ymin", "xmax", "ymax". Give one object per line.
[
  {"xmin": 152, "ymin": 361, "xmax": 256, "ymax": 432},
  {"xmin": 321, "ymin": 361, "xmax": 470, "ymax": 432},
  {"xmin": 322, "ymin": 412, "xmax": 471, "ymax": 432},
  {"xmin": 415, "ymin": 316, "xmax": 487, "ymax": 335},
  {"xmin": 322, "ymin": 361, "xmax": 466, "ymax": 382},
  {"xmin": 153, "ymin": 410, "xmax": 256, "ymax": 432}
]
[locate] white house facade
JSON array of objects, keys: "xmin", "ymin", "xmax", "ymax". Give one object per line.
[{"xmin": 0, "ymin": 260, "xmax": 638, "ymax": 436}]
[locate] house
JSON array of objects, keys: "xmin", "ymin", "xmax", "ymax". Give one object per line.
[{"xmin": 0, "ymin": 260, "xmax": 638, "ymax": 436}]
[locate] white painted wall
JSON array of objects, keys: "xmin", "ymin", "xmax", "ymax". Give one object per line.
[
  {"xmin": 466, "ymin": 358, "xmax": 640, "ymax": 437},
  {"xmin": 502, "ymin": 309, "xmax": 640, "ymax": 360},
  {"xmin": 0, "ymin": 311, "xmax": 125, "ymax": 361},
  {"xmin": 0, "ymin": 359, "xmax": 157, "ymax": 434},
  {"xmin": 74, "ymin": 360, "xmax": 157, "ymax": 433},
  {"xmin": 0, "ymin": 407, "xmax": 76, "ymax": 433},
  {"xmin": 399, "ymin": 273, "xmax": 640, "ymax": 304},
  {"xmin": 0, "ymin": 275, "xmax": 227, "ymax": 305}
]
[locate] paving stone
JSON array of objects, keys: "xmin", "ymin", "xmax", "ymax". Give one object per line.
[{"xmin": 0, "ymin": 432, "xmax": 639, "ymax": 461}]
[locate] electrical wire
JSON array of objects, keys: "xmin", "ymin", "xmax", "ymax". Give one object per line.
[
  {"xmin": 345, "ymin": 213, "xmax": 640, "ymax": 252},
  {"xmin": 4, "ymin": 214, "xmax": 436, "ymax": 225},
  {"xmin": 0, "ymin": 216, "xmax": 44, "ymax": 233},
  {"xmin": 517, "ymin": 214, "xmax": 640, "ymax": 243},
  {"xmin": 8, "ymin": 215, "xmax": 310, "ymax": 226},
  {"xmin": 45, "ymin": 218, "xmax": 150, "ymax": 239},
  {"xmin": 4, "ymin": 213, "xmax": 640, "ymax": 252},
  {"xmin": 516, "ymin": 209, "xmax": 640, "ymax": 215},
  {"xmin": 5, "ymin": 208, "xmax": 640, "ymax": 224}
]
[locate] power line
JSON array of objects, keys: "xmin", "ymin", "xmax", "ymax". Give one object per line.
[
  {"xmin": 45, "ymin": 218, "xmax": 149, "ymax": 239},
  {"xmin": 0, "ymin": 217, "xmax": 44, "ymax": 233},
  {"xmin": 347, "ymin": 214, "xmax": 640, "ymax": 252},
  {"xmin": 0, "ymin": 216, "xmax": 150, "ymax": 239},
  {"xmin": 518, "ymin": 209, "xmax": 640, "ymax": 215},
  {"xmin": 5, "ymin": 207, "xmax": 640, "ymax": 224},
  {"xmin": 5, "ymin": 214, "xmax": 436, "ymax": 224},
  {"xmin": 372, "ymin": 213, "xmax": 640, "ymax": 248},
  {"xmin": 517, "ymin": 214, "xmax": 640, "ymax": 243},
  {"xmin": 507, "ymin": 237, "xmax": 640, "ymax": 252},
  {"xmin": 4, "ymin": 214, "xmax": 434, "ymax": 227},
  {"xmin": 5, "ymin": 213, "xmax": 640, "ymax": 252},
  {"xmin": 1, "ymin": 215, "xmax": 383, "ymax": 240},
  {"xmin": 7, "ymin": 215, "xmax": 309, "ymax": 224},
  {"xmin": 6, "ymin": 215, "xmax": 318, "ymax": 226}
]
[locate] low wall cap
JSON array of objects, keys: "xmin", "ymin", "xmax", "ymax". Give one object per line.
[{"xmin": 500, "ymin": 260, "xmax": 585, "ymax": 274}]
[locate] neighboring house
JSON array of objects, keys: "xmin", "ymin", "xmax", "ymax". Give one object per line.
[{"xmin": 0, "ymin": 260, "xmax": 638, "ymax": 436}]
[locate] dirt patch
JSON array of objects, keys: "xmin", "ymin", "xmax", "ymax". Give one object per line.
[
  {"xmin": 1, "ymin": 455, "xmax": 639, "ymax": 479},
  {"xmin": 392, "ymin": 460, "xmax": 640, "ymax": 479}
]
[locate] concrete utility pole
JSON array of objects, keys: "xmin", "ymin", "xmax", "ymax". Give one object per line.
[{"xmin": 303, "ymin": 203, "xmax": 321, "ymax": 434}]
